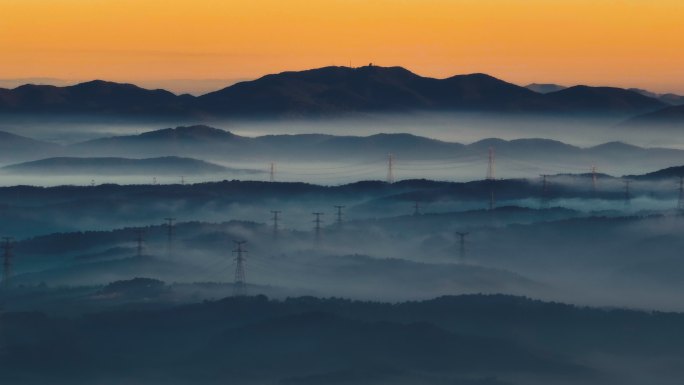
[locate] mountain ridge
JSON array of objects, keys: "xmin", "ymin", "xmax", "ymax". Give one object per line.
[
  {"xmin": 0, "ymin": 65, "xmax": 668, "ymax": 118},
  {"xmin": 0, "ymin": 156, "xmax": 250, "ymax": 176}
]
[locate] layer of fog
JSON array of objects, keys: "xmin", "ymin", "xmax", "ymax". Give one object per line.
[
  {"xmin": 8, "ymin": 194, "xmax": 684, "ymax": 312},
  {"xmin": 1, "ymin": 112, "xmax": 682, "ymax": 148},
  {"xmin": 0, "ymin": 160, "xmax": 680, "ymax": 187}
]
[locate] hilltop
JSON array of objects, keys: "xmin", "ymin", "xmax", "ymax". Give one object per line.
[{"xmin": 0, "ymin": 66, "xmax": 669, "ymax": 119}]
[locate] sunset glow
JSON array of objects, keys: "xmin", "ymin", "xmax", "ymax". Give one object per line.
[{"xmin": 1, "ymin": 0, "xmax": 683, "ymax": 93}]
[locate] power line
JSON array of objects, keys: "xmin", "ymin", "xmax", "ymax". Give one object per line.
[
  {"xmin": 2, "ymin": 237, "xmax": 14, "ymax": 289},
  {"xmin": 232, "ymin": 240, "xmax": 248, "ymax": 296}
]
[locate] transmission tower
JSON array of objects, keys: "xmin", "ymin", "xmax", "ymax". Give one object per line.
[
  {"xmin": 541, "ymin": 174, "xmax": 549, "ymax": 194},
  {"xmin": 271, "ymin": 210, "xmax": 281, "ymax": 239},
  {"xmin": 181, "ymin": 176, "xmax": 185, "ymax": 185},
  {"xmin": 164, "ymin": 217, "xmax": 176, "ymax": 256},
  {"xmin": 486, "ymin": 147, "xmax": 495, "ymax": 180},
  {"xmin": 232, "ymin": 240, "xmax": 247, "ymax": 296},
  {"xmin": 455, "ymin": 232, "xmax": 469, "ymax": 260},
  {"xmin": 623, "ymin": 179, "xmax": 632, "ymax": 206},
  {"xmin": 269, "ymin": 162, "xmax": 276, "ymax": 182},
  {"xmin": 591, "ymin": 166, "xmax": 598, "ymax": 193},
  {"xmin": 386, "ymin": 153, "xmax": 395, "ymax": 184},
  {"xmin": 2, "ymin": 237, "xmax": 14, "ymax": 289},
  {"xmin": 134, "ymin": 229, "xmax": 145, "ymax": 257},
  {"xmin": 540, "ymin": 174, "xmax": 550, "ymax": 209},
  {"xmin": 678, "ymin": 177, "xmax": 684, "ymax": 211},
  {"xmin": 413, "ymin": 201, "xmax": 421, "ymax": 216},
  {"xmin": 334, "ymin": 206, "xmax": 345, "ymax": 227},
  {"xmin": 313, "ymin": 212, "xmax": 324, "ymax": 244}
]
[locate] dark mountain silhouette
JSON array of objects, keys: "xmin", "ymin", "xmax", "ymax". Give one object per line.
[
  {"xmin": 0, "ymin": 66, "xmax": 667, "ymax": 118},
  {"xmin": 659, "ymin": 93, "xmax": 684, "ymax": 106},
  {"xmin": 1, "ymin": 156, "xmax": 245, "ymax": 175},
  {"xmin": 622, "ymin": 104, "xmax": 684, "ymax": 127},
  {"xmin": 0, "ymin": 80, "xmax": 194, "ymax": 116},
  {"xmin": 197, "ymin": 66, "xmax": 541, "ymax": 116},
  {"xmin": 525, "ymin": 83, "xmax": 566, "ymax": 94},
  {"xmin": 541, "ymin": 85, "xmax": 666, "ymax": 115},
  {"xmin": 70, "ymin": 125, "xmax": 248, "ymax": 157},
  {"xmin": 628, "ymin": 87, "xmax": 660, "ymax": 99},
  {"xmin": 629, "ymin": 88, "xmax": 684, "ymax": 106}
]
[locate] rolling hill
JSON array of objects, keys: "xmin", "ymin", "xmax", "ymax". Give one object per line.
[
  {"xmin": 69, "ymin": 125, "xmax": 684, "ymax": 169},
  {"xmin": 622, "ymin": 104, "xmax": 684, "ymax": 127},
  {"xmin": 0, "ymin": 130, "xmax": 62, "ymax": 161},
  {"xmin": 625, "ymin": 164, "xmax": 684, "ymax": 180},
  {"xmin": 1, "ymin": 294, "xmax": 683, "ymax": 384},
  {"xmin": 0, "ymin": 156, "xmax": 248, "ymax": 175},
  {"xmin": 540, "ymin": 85, "xmax": 666, "ymax": 115}
]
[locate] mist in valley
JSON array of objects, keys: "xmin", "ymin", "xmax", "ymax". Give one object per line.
[
  {"xmin": 1, "ymin": 113, "xmax": 684, "ymax": 188},
  {"xmin": 1, "ymin": 114, "xmax": 684, "ymax": 385}
]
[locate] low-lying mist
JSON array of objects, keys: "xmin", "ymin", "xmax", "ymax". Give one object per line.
[{"xmin": 1, "ymin": 112, "xmax": 682, "ymax": 148}]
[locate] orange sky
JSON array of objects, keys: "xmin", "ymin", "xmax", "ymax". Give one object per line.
[{"xmin": 1, "ymin": 0, "xmax": 683, "ymax": 94}]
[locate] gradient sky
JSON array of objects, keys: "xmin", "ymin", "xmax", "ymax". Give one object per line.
[{"xmin": 1, "ymin": 0, "xmax": 683, "ymax": 94}]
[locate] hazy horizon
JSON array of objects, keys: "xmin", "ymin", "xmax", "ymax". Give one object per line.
[
  {"xmin": 1, "ymin": 69, "xmax": 682, "ymax": 97},
  {"xmin": 3, "ymin": 1, "xmax": 684, "ymax": 94}
]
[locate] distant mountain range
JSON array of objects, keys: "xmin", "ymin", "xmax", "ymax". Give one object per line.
[
  {"xmin": 0, "ymin": 65, "xmax": 677, "ymax": 120},
  {"xmin": 1, "ymin": 156, "xmax": 252, "ymax": 176},
  {"xmin": 525, "ymin": 83, "xmax": 684, "ymax": 107},
  {"xmin": 3, "ymin": 125, "xmax": 684, "ymax": 173},
  {"xmin": 629, "ymin": 88, "xmax": 684, "ymax": 106},
  {"xmin": 67, "ymin": 125, "xmax": 684, "ymax": 169},
  {"xmin": 622, "ymin": 104, "xmax": 684, "ymax": 127},
  {"xmin": 0, "ymin": 131, "xmax": 61, "ymax": 162}
]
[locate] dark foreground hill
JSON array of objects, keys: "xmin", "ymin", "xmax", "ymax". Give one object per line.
[
  {"xmin": 0, "ymin": 156, "xmax": 248, "ymax": 175},
  {"xmin": 1, "ymin": 294, "xmax": 683, "ymax": 384}
]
